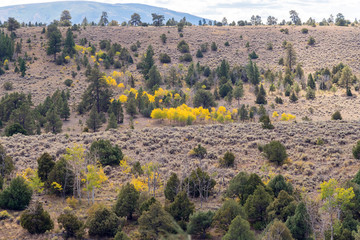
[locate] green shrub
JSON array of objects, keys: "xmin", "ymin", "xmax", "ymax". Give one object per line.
[
  {"xmin": 353, "ymin": 141, "xmax": 360, "ymax": 160},
  {"xmin": 0, "ymin": 210, "xmax": 10, "ymax": 220},
  {"xmin": 114, "ymin": 230, "xmax": 131, "ymax": 240},
  {"xmin": 190, "ymin": 144, "xmax": 207, "ymax": 159},
  {"xmin": 159, "ymin": 53, "xmax": 171, "ymax": 63},
  {"xmin": 266, "ymin": 42, "xmax": 273, "ymax": 50},
  {"xmin": 20, "ymin": 202, "xmax": 53, "ymax": 234},
  {"xmin": 87, "ymin": 204, "xmax": 119, "ymax": 237},
  {"xmin": 275, "ymin": 96, "xmax": 283, "ymax": 104},
  {"xmin": 211, "ymin": 42, "xmax": 217, "ymax": 51},
  {"xmin": 0, "ymin": 176, "xmax": 32, "ymax": 210},
  {"xmin": 130, "ymin": 44, "xmax": 138, "ymax": 52},
  {"xmin": 196, "ymin": 49, "xmax": 203, "ymax": 58},
  {"xmin": 179, "ymin": 53, "xmax": 192, "ymax": 62},
  {"xmin": 90, "ymin": 139, "xmax": 123, "ymax": 166},
  {"xmin": 0, "ymin": 144, "xmax": 14, "ymax": 178},
  {"xmin": 58, "ymin": 208, "xmax": 84, "ymax": 239},
  {"xmin": 260, "ymin": 115, "xmax": 274, "ymax": 129},
  {"xmin": 248, "ymin": 51, "xmax": 258, "ymax": 59},
  {"xmin": 263, "ymin": 141, "xmax": 287, "ymax": 165},
  {"xmin": 64, "ymin": 79, "xmax": 73, "ymax": 87},
  {"xmin": 177, "ymin": 40, "xmax": 189, "ymax": 53},
  {"xmin": 5, "ymin": 123, "xmax": 27, "ymax": 136},
  {"xmin": 308, "ymin": 36, "xmax": 316, "ymax": 45},
  {"xmin": 160, "ymin": 34, "xmax": 167, "ymax": 44},
  {"xmin": 331, "ymin": 111, "xmax": 342, "ymax": 120},
  {"xmin": 224, "ymin": 41, "xmax": 230, "ymax": 46},
  {"xmin": 301, "ymin": 28, "xmax": 309, "ymax": 33},
  {"xmin": 219, "ymin": 151, "xmax": 235, "ymax": 167},
  {"xmin": 3, "ymin": 81, "xmax": 13, "ymax": 90}
]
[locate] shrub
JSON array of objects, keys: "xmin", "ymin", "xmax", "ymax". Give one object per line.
[
  {"xmin": 196, "ymin": 49, "xmax": 203, "ymax": 58},
  {"xmin": 0, "ymin": 144, "xmax": 14, "ymax": 178},
  {"xmin": 179, "ymin": 53, "xmax": 192, "ymax": 62},
  {"xmin": 177, "ymin": 40, "xmax": 189, "ymax": 53},
  {"xmin": 266, "ymin": 42, "xmax": 273, "ymax": 50},
  {"xmin": 64, "ymin": 79, "xmax": 73, "ymax": 87},
  {"xmin": 260, "ymin": 115, "xmax": 274, "ymax": 129},
  {"xmin": 301, "ymin": 28, "xmax": 309, "ymax": 33},
  {"xmin": 263, "ymin": 141, "xmax": 287, "ymax": 165},
  {"xmin": 20, "ymin": 202, "xmax": 54, "ymax": 234},
  {"xmin": 5, "ymin": 123, "xmax": 27, "ymax": 136},
  {"xmin": 58, "ymin": 208, "xmax": 84, "ymax": 238},
  {"xmin": 114, "ymin": 183, "xmax": 139, "ymax": 219},
  {"xmin": 3, "ymin": 81, "xmax": 13, "ymax": 90},
  {"xmin": 224, "ymin": 41, "xmax": 230, "ymax": 46},
  {"xmin": 219, "ymin": 151, "xmax": 235, "ymax": 167},
  {"xmin": 331, "ymin": 111, "xmax": 342, "ymax": 120},
  {"xmin": 87, "ymin": 204, "xmax": 119, "ymax": 237},
  {"xmin": 90, "ymin": 139, "xmax": 123, "ymax": 166},
  {"xmin": 0, "ymin": 176, "xmax": 32, "ymax": 210},
  {"xmin": 159, "ymin": 53, "xmax": 171, "ymax": 63},
  {"xmin": 306, "ymin": 88, "xmax": 316, "ymax": 100},
  {"xmin": 130, "ymin": 44, "xmax": 138, "ymax": 52},
  {"xmin": 353, "ymin": 141, "xmax": 360, "ymax": 160},
  {"xmin": 114, "ymin": 230, "xmax": 131, "ymax": 240},
  {"xmin": 189, "ymin": 144, "xmax": 207, "ymax": 159},
  {"xmin": 275, "ymin": 97, "xmax": 283, "ymax": 104},
  {"xmin": 160, "ymin": 33, "xmax": 167, "ymax": 43},
  {"xmin": 0, "ymin": 210, "xmax": 10, "ymax": 220},
  {"xmin": 308, "ymin": 36, "xmax": 316, "ymax": 45},
  {"xmin": 248, "ymin": 51, "xmax": 258, "ymax": 59}
]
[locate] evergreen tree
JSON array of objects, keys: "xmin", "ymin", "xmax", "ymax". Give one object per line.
[
  {"xmin": 239, "ymin": 104, "xmax": 249, "ymax": 121},
  {"xmin": 268, "ymin": 174, "xmax": 293, "ymax": 197},
  {"xmin": 187, "ymin": 211, "xmax": 214, "ymax": 238},
  {"xmin": 7, "ymin": 17, "xmax": 20, "ymax": 33},
  {"xmin": 86, "ymin": 105, "xmax": 102, "ymax": 132},
  {"xmin": 46, "ymin": 24, "xmax": 62, "ymax": 61},
  {"xmin": 107, "ymin": 112, "xmax": 117, "ymax": 130},
  {"xmin": 193, "ymin": 89, "xmax": 216, "ymax": 108},
  {"xmin": 246, "ymin": 60, "xmax": 260, "ymax": 85},
  {"xmin": 138, "ymin": 201, "xmax": 184, "ymax": 239},
  {"xmin": 20, "ymin": 202, "xmax": 54, "ymax": 234},
  {"xmin": 114, "ymin": 183, "xmax": 139, "ymax": 219},
  {"xmin": 47, "ymin": 158, "xmax": 74, "ymax": 197},
  {"xmin": 146, "ymin": 65, "xmax": 161, "ymax": 89},
  {"xmin": 37, "ymin": 152, "xmax": 55, "ymax": 183},
  {"xmin": 126, "ymin": 94, "xmax": 137, "ymax": 117},
  {"xmin": 289, "ymin": 92, "xmax": 298, "ymax": 102},
  {"xmin": 233, "ymin": 83, "xmax": 244, "ymax": 106},
  {"xmin": 266, "ymin": 190, "xmax": 297, "ymax": 222},
  {"xmin": 223, "ymin": 216, "xmax": 255, "ymax": 240},
  {"xmin": 217, "ymin": 59, "xmax": 230, "ymax": 79},
  {"xmin": 285, "ymin": 42, "xmax": 296, "ymax": 70},
  {"xmin": 244, "ymin": 185, "xmax": 273, "ymax": 230},
  {"xmin": 78, "ymin": 67, "xmax": 113, "ymax": 114},
  {"xmin": 263, "ymin": 219, "xmax": 294, "ymax": 240},
  {"xmin": 168, "ymin": 191, "xmax": 195, "ymax": 229},
  {"xmin": 139, "ymin": 45, "xmax": 154, "ymax": 79},
  {"xmin": 9, "ymin": 102, "xmax": 35, "ymax": 134},
  {"xmin": 0, "ymin": 32, "xmax": 14, "ymax": 61},
  {"xmin": 63, "ymin": 28, "xmax": 76, "ymax": 57},
  {"xmin": 307, "ymin": 73, "xmax": 316, "ymax": 89},
  {"xmin": 87, "ymin": 205, "xmax": 119, "ymax": 237},
  {"xmin": 45, "ymin": 106, "xmax": 62, "ymax": 134},
  {"xmin": 0, "ymin": 176, "xmax": 33, "ymax": 210},
  {"xmin": 164, "ymin": 173, "xmax": 180, "ymax": 202},
  {"xmin": 19, "ymin": 57, "xmax": 26, "ymax": 77},
  {"xmin": 213, "ymin": 199, "xmax": 246, "ymax": 232},
  {"xmin": 109, "ymin": 100, "xmax": 124, "ymax": 124},
  {"xmin": 60, "ymin": 98, "xmax": 70, "ymax": 120},
  {"xmin": 286, "ymin": 202, "xmax": 312, "ymax": 240}
]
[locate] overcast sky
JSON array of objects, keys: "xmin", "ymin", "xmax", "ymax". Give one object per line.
[{"xmin": 0, "ymin": 0, "xmax": 358, "ymax": 22}]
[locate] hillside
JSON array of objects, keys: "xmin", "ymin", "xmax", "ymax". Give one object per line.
[
  {"xmin": 0, "ymin": 1, "xmax": 208, "ymax": 25},
  {"xmin": 1, "ymin": 23, "xmax": 360, "ymax": 239}
]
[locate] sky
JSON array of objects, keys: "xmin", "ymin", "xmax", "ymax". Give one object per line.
[{"xmin": 0, "ymin": 0, "xmax": 358, "ymax": 22}]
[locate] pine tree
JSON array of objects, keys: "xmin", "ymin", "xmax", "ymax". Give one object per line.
[
  {"xmin": 107, "ymin": 112, "xmax": 118, "ymax": 130},
  {"xmin": 263, "ymin": 219, "xmax": 294, "ymax": 240},
  {"xmin": 246, "ymin": 60, "xmax": 260, "ymax": 85},
  {"xmin": 140, "ymin": 45, "xmax": 154, "ymax": 79},
  {"xmin": 109, "ymin": 100, "xmax": 124, "ymax": 124},
  {"xmin": 266, "ymin": 190, "xmax": 297, "ymax": 222},
  {"xmin": 19, "ymin": 57, "xmax": 26, "ymax": 77},
  {"xmin": 233, "ymin": 83, "xmax": 244, "ymax": 106},
  {"xmin": 307, "ymin": 73, "xmax": 316, "ymax": 89},
  {"xmin": 63, "ymin": 28, "xmax": 76, "ymax": 57},
  {"xmin": 213, "ymin": 199, "xmax": 246, "ymax": 232},
  {"xmin": 187, "ymin": 211, "xmax": 214, "ymax": 238},
  {"xmin": 286, "ymin": 202, "xmax": 311, "ymax": 240},
  {"xmin": 223, "ymin": 216, "xmax": 255, "ymax": 240},
  {"xmin": 164, "ymin": 173, "xmax": 180, "ymax": 202},
  {"xmin": 126, "ymin": 95, "xmax": 137, "ymax": 117},
  {"xmin": 114, "ymin": 183, "xmax": 139, "ymax": 219},
  {"xmin": 60, "ymin": 98, "xmax": 70, "ymax": 120},
  {"xmin": 46, "ymin": 24, "xmax": 62, "ymax": 61},
  {"xmin": 146, "ymin": 65, "xmax": 161, "ymax": 90},
  {"xmin": 285, "ymin": 42, "xmax": 296, "ymax": 70},
  {"xmin": 45, "ymin": 106, "xmax": 62, "ymax": 134},
  {"xmin": 239, "ymin": 105, "xmax": 249, "ymax": 121},
  {"xmin": 168, "ymin": 191, "xmax": 195, "ymax": 229},
  {"xmin": 37, "ymin": 152, "xmax": 55, "ymax": 183},
  {"xmin": 268, "ymin": 175, "xmax": 293, "ymax": 197},
  {"xmin": 87, "ymin": 106, "xmax": 102, "ymax": 132},
  {"xmin": 244, "ymin": 185, "xmax": 272, "ymax": 230},
  {"xmin": 289, "ymin": 91, "xmax": 298, "ymax": 102}
]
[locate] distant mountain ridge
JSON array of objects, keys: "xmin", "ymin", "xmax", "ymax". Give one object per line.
[{"xmin": 0, "ymin": 1, "xmax": 208, "ymax": 25}]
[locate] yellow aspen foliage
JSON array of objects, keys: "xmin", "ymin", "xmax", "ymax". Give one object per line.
[
  {"xmin": 52, "ymin": 182, "xmax": 63, "ymax": 191},
  {"xmin": 19, "ymin": 168, "xmax": 44, "ymax": 193},
  {"xmin": 119, "ymin": 95, "xmax": 128, "ymax": 103},
  {"xmin": 280, "ymin": 113, "xmax": 296, "ymax": 121},
  {"xmin": 110, "ymin": 98, "xmax": 114, "ymax": 103},
  {"xmin": 118, "ymin": 83, "xmax": 125, "ymax": 88},
  {"xmin": 64, "ymin": 56, "xmax": 70, "ymax": 61},
  {"xmin": 3, "ymin": 59, "xmax": 8, "ymax": 66},
  {"xmin": 272, "ymin": 111, "xmax": 279, "ymax": 118},
  {"xmin": 174, "ymin": 93, "xmax": 181, "ymax": 100},
  {"xmin": 120, "ymin": 156, "xmax": 132, "ymax": 174},
  {"xmin": 131, "ymin": 176, "xmax": 148, "ymax": 192},
  {"xmin": 217, "ymin": 114, "xmax": 225, "ymax": 123}
]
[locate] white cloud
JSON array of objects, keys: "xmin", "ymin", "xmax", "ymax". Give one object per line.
[{"xmin": 0, "ymin": 0, "xmax": 359, "ymax": 22}]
